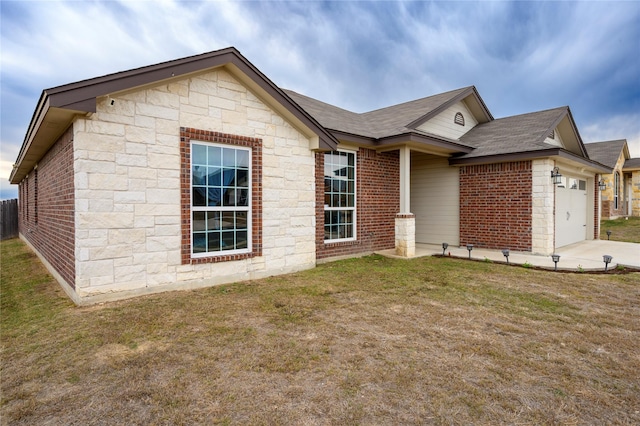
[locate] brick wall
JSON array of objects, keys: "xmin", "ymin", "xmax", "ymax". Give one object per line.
[
  {"xmin": 316, "ymin": 148, "xmax": 399, "ymax": 259},
  {"xmin": 460, "ymin": 161, "xmax": 532, "ymax": 251},
  {"xmin": 19, "ymin": 126, "xmax": 75, "ymax": 288}
]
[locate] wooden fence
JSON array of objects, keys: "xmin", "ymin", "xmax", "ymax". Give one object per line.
[{"xmin": 1, "ymin": 199, "xmax": 19, "ymax": 240}]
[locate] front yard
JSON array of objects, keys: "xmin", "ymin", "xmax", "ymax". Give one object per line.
[
  {"xmin": 600, "ymin": 216, "xmax": 640, "ymax": 243},
  {"xmin": 1, "ymin": 238, "xmax": 639, "ymax": 425}
]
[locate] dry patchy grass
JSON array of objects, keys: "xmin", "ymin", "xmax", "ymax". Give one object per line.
[
  {"xmin": 601, "ymin": 216, "xmax": 640, "ymax": 243},
  {"xmin": 2, "ymin": 238, "xmax": 639, "ymax": 425}
]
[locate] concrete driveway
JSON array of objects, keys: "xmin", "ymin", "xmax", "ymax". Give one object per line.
[{"xmin": 380, "ymin": 240, "xmax": 640, "ymax": 271}]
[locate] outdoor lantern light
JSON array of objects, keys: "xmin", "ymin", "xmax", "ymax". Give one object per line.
[
  {"xmin": 603, "ymin": 255, "xmax": 613, "ymax": 272},
  {"xmin": 466, "ymin": 244, "xmax": 473, "ymax": 259},
  {"xmin": 551, "ymin": 167, "xmax": 563, "ymax": 185},
  {"xmin": 599, "ymin": 180, "xmax": 607, "ymax": 191},
  {"xmin": 442, "ymin": 242, "xmax": 448, "ymax": 255},
  {"xmin": 502, "ymin": 249, "xmax": 510, "ymax": 264},
  {"xmin": 606, "ymin": 230, "xmax": 612, "ymax": 240},
  {"xmin": 551, "ymin": 253, "xmax": 561, "ymax": 271}
]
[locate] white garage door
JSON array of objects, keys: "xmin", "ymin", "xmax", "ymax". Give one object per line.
[{"xmin": 555, "ymin": 176, "xmax": 587, "ymax": 248}]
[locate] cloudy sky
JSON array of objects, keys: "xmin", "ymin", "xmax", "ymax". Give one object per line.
[{"xmin": 1, "ymin": 0, "xmax": 639, "ymax": 199}]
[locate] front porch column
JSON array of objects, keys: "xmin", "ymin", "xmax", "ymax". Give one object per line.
[{"xmin": 396, "ymin": 146, "xmax": 415, "ymax": 257}]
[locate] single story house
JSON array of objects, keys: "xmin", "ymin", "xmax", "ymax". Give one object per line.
[
  {"xmin": 10, "ymin": 47, "xmax": 610, "ymax": 304},
  {"xmin": 584, "ymin": 139, "xmax": 632, "ymax": 218},
  {"xmin": 623, "ymin": 157, "xmax": 640, "ymax": 217}
]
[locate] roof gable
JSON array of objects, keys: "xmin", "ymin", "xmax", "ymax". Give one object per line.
[
  {"xmin": 584, "ymin": 139, "xmax": 629, "ymax": 169},
  {"xmin": 11, "ymin": 47, "xmax": 338, "ymax": 183}
]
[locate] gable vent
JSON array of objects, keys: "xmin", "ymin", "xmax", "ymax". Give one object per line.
[
  {"xmin": 454, "ymin": 112, "xmax": 465, "ymax": 126},
  {"xmin": 548, "ymin": 130, "xmax": 555, "ymax": 139}
]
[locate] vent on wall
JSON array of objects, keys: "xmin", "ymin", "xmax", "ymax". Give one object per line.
[
  {"xmin": 548, "ymin": 129, "xmax": 555, "ymax": 139},
  {"xmin": 454, "ymin": 112, "xmax": 465, "ymax": 126}
]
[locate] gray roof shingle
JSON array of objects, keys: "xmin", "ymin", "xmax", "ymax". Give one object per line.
[
  {"xmin": 584, "ymin": 140, "xmax": 627, "ymax": 168},
  {"xmin": 284, "ymin": 87, "xmax": 472, "ymax": 139},
  {"xmin": 622, "ymin": 157, "xmax": 640, "ymax": 170},
  {"xmin": 456, "ymin": 107, "xmax": 567, "ymax": 158}
]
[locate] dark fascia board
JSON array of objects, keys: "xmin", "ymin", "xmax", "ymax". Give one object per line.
[
  {"xmin": 11, "ymin": 47, "xmax": 338, "ymax": 183},
  {"xmin": 406, "ymin": 86, "xmax": 494, "ymax": 130},
  {"xmin": 329, "ymin": 129, "xmax": 376, "ymax": 146},
  {"xmin": 376, "ymin": 132, "xmax": 474, "ymax": 153},
  {"xmin": 449, "ymin": 147, "xmax": 612, "ymax": 173},
  {"xmin": 49, "ymin": 47, "xmax": 338, "ymax": 150}
]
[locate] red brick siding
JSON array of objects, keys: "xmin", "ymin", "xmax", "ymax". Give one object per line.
[
  {"xmin": 316, "ymin": 148, "xmax": 399, "ymax": 259},
  {"xmin": 460, "ymin": 161, "xmax": 532, "ymax": 251},
  {"xmin": 179, "ymin": 128, "xmax": 262, "ymax": 264},
  {"xmin": 19, "ymin": 126, "xmax": 76, "ymax": 288}
]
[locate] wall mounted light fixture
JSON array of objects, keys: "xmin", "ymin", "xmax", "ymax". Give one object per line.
[
  {"xmin": 598, "ymin": 180, "xmax": 606, "ymax": 191},
  {"xmin": 551, "ymin": 167, "xmax": 562, "ymax": 185}
]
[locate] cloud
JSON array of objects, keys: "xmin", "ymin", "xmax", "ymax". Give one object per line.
[{"xmin": 1, "ymin": 0, "xmax": 639, "ymax": 200}]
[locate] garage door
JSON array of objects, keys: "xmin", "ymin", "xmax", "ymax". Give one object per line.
[{"xmin": 555, "ymin": 176, "xmax": 587, "ymax": 248}]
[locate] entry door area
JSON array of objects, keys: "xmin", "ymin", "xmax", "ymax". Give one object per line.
[
  {"xmin": 555, "ymin": 176, "xmax": 587, "ymax": 248},
  {"xmin": 411, "ymin": 154, "xmax": 459, "ymax": 246}
]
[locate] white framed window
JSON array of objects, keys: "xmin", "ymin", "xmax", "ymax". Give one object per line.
[
  {"xmin": 324, "ymin": 151, "xmax": 356, "ymax": 242},
  {"xmin": 191, "ymin": 141, "xmax": 251, "ymax": 256}
]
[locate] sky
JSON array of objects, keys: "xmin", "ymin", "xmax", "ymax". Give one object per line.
[{"xmin": 1, "ymin": 0, "xmax": 639, "ymax": 200}]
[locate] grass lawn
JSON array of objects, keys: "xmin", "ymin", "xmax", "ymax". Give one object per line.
[
  {"xmin": 2, "ymin": 238, "xmax": 639, "ymax": 425},
  {"xmin": 600, "ymin": 216, "xmax": 640, "ymax": 243}
]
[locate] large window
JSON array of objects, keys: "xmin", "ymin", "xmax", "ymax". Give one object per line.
[
  {"xmin": 324, "ymin": 151, "xmax": 356, "ymax": 241},
  {"xmin": 191, "ymin": 142, "xmax": 251, "ymax": 256}
]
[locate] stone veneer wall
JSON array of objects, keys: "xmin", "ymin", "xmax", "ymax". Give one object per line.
[
  {"xmin": 72, "ymin": 68, "xmax": 317, "ymax": 303},
  {"xmin": 600, "ymin": 152, "xmax": 627, "ymax": 219},
  {"xmin": 531, "ymin": 159, "xmax": 555, "ymax": 254},
  {"xmin": 19, "ymin": 127, "xmax": 76, "ymax": 288},
  {"xmin": 315, "ymin": 148, "xmax": 399, "ymax": 259},
  {"xmin": 460, "ymin": 161, "xmax": 532, "ymax": 251},
  {"xmin": 631, "ymin": 171, "xmax": 640, "ymax": 217}
]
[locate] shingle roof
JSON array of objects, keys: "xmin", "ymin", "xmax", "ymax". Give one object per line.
[
  {"xmin": 623, "ymin": 157, "xmax": 640, "ymax": 170},
  {"xmin": 583, "ymin": 140, "xmax": 627, "ymax": 168},
  {"xmin": 456, "ymin": 107, "xmax": 567, "ymax": 158},
  {"xmin": 285, "ymin": 87, "xmax": 472, "ymax": 139}
]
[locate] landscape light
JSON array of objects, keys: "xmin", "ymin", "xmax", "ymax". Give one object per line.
[
  {"xmin": 442, "ymin": 242, "xmax": 448, "ymax": 256},
  {"xmin": 502, "ymin": 249, "xmax": 510, "ymax": 264},
  {"xmin": 606, "ymin": 230, "xmax": 612, "ymax": 240},
  {"xmin": 466, "ymin": 244, "xmax": 473, "ymax": 259},
  {"xmin": 551, "ymin": 254, "xmax": 560, "ymax": 271},
  {"xmin": 603, "ymin": 255, "xmax": 613, "ymax": 272}
]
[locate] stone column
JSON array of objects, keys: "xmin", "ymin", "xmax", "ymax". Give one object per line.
[{"xmin": 395, "ymin": 213, "xmax": 415, "ymax": 257}]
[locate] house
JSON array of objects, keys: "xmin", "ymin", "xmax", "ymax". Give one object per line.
[
  {"xmin": 623, "ymin": 157, "xmax": 640, "ymax": 217},
  {"xmin": 10, "ymin": 47, "xmax": 610, "ymax": 304},
  {"xmin": 584, "ymin": 140, "xmax": 631, "ymax": 218}
]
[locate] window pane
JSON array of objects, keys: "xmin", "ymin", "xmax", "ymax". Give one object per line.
[
  {"xmin": 207, "ymin": 212, "xmax": 220, "ymax": 231},
  {"xmin": 192, "ymin": 165, "xmax": 206, "ymax": 185},
  {"xmin": 208, "ymin": 146, "xmax": 222, "ymax": 166},
  {"xmin": 237, "ymin": 169, "xmax": 249, "ymax": 187},
  {"xmin": 208, "ymin": 167, "xmax": 221, "ymax": 186},
  {"xmin": 193, "ymin": 233, "xmax": 206, "ymax": 253},
  {"xmin": 193, "ymin": 187, "xmax": 206, "ymax": 206},
  {"xmin": 236, "ymin": 189, "xmax": 249, "ymax": 207},
  {"xmin": 223, "ymin": 188, "xmax": 236, "ymax": 206},
  {"xmin": 221, "ymin": 231, "xmax": 235, "ymax": 250},
  {"xmin": 223, "ymin": 168, "xmax": 235, "ymax": 186},
  {"xmin": 193, "ymin": 211, "xmax": 206, "ymax": 231},
  {"xmin": 236, "ymin": 211, "xmax": 248, "ymax": 230},
  {"xmin": 207, "ymin": 188, "xmax": 222, "ymax": 206},
  {"xmin": 223, "ymin": 148, "xmax": 236, "ymax": 167},
  {"xmin": 193, "ymin": 144, "xmax": 207, "ymax": 165},
  {"xmin": 208, "ymin": 232, "xmax": 221, "ymax": 252},
  {"xmin": 221, "ymin": 212, "xmax": 235, "ymax": 230},
  {"xmin": 236, "ymin": 231, "xmax": 248, "ymax": 249},
  {"xmin": 237, "ymin": 150, "xmax": 250, "ymax": 168}
]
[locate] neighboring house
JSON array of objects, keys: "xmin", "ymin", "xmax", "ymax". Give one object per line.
[
  {"xmin": 10, "ymin": 47, "xmax": 610, "ymax": 304},
  {"xmin": 584, "ymin": 140, "xmax": 631, "ymax": 218},
  {"xmin": 622, "ymin": 157, "xmax": 640, "ymax": 217}
]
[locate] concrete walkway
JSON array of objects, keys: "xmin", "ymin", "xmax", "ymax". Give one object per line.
[{"xmin": 377, "ymin": 240, "xmax": 640, "ymax": 271}]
